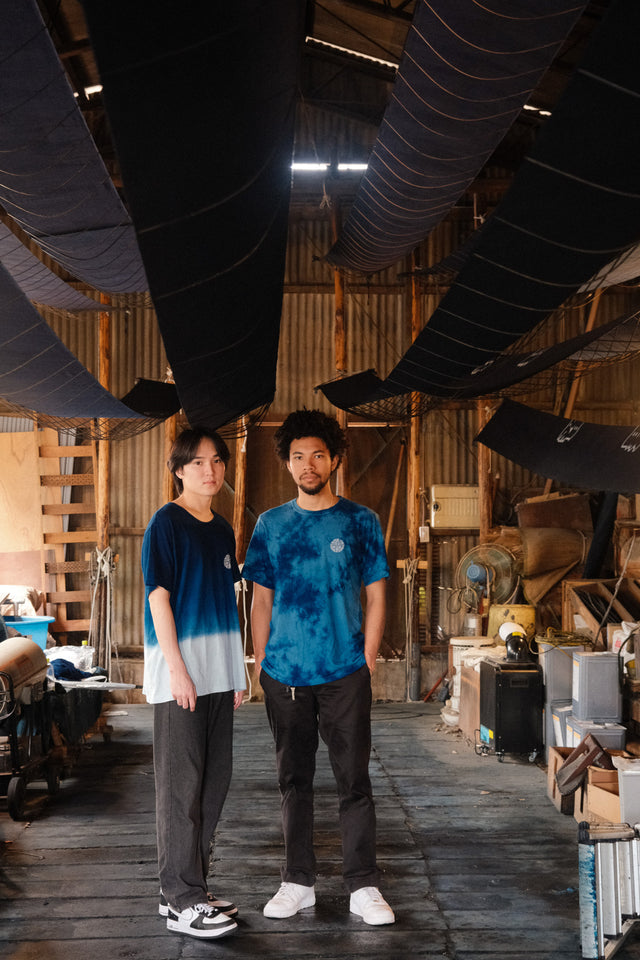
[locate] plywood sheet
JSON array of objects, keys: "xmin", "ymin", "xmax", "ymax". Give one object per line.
[{"xmin": 0, "ymin": 431, "xmax": 43, "ymax": 553}]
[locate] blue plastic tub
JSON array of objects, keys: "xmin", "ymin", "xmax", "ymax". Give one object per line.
[{"xmin": 3, "ymin": 615, "xmax": 55, "ymax": 650}]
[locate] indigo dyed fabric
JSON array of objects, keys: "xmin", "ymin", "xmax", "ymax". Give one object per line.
[
  {"xmin": 243, "ymin": 498, "xmax": 389, "ymax": 686},
  {"xmin": 141, "ymin": 503, "xmax": 245, "ymax": 703}
]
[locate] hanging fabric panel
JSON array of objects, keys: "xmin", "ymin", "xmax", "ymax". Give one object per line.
[
  {"xmin": 82, "ymin": 0, "xmax": 304, "ymax": 430},
  {"xmin": 0, "ymin": 0, "xmax": 147, "ymax": 293},
  {"xmin": 0, "ymin": 263, "xmax": 144, "ymax": 419},
  {"xmin": 326, "ymin": 0, "xmax": 587, "ymax": 274},
  {"xmin": 318, "ymin": 0, "xmax": 640, "ymax": 413},
  {"xmin": 0, "ymin": 224, "xmax": 105, "ymax": 311},
  {"xmin": 476, "ymin": 399, "xmax": 640, "ymax": 493},
  {"xmin": 320, "ymin": 309, "xmax": 640, "ymax": 409}
]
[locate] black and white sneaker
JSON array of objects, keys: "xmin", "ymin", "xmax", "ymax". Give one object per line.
[
  {"xmin": 166, "ymin": 901, "xmax": 237, "ymax": 939},
  {"xmin": 159, "ymin": 890, "xmax": 238, "ymax": 917}
]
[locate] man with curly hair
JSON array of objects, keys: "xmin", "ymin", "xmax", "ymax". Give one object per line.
[{"xmin": 242, "ymin": 409, "xmax": 394, "ymax": 926}]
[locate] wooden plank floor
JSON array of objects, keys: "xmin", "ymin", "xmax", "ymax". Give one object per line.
[{"xmin": 2, "ymin": 700, "xmax": 640, "ymax": 959}]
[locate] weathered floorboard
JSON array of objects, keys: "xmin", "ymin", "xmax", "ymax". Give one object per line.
[{"xmin": 1, "ymin": 701, "xmax": 640, "ymax": 958}]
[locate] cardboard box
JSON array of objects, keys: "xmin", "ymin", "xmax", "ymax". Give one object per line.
[
  {"xmin": 585, "ymin": 767, "xmax": 620, "ymax": 824},
  {"xmin": 578, "ymin": 762, "xmax": 640, "ymax": 825},
  {"xmin": 574, "ymin": 781, "xmax": 589, "ymax": 823},
  {"xmin": 459, "ymin": 663, "xmax": 480, "ymax": 742},
  {"xmin": 547, "ymin": 746, "xmax": 574, "ymax": 815}
]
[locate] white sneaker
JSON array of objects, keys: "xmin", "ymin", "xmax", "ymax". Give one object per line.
[
  {"xmin": 166, "ymin": 901, "xmax": 237, "ymax": 938},
  {"xmin": 263, "ymin": 881, "xmax": 316, "ymax": 918},
  {"xmin": 350, "ymin": 886, "xmax": 395, "ymax": 925}
]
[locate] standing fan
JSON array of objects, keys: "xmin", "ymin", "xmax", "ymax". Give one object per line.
[{"xmin": 455, "ymin": 544, "xmax": 519, "ymax": 609}]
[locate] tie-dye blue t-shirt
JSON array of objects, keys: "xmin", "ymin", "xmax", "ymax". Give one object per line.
[
  {"xmin": 242, "ymin": 497, "xmax": 389, "ymax": 686},
  {"xmin": 141, "ymin": 502, "xmax": 246, "ymax": 703}
]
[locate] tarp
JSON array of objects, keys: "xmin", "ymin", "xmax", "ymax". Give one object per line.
[
  {"xmin": 326, "ymin": 0, "xmax": 587, "ymax": 274},
  {"xmin": 318, "ymin": 0, "xmax": 640, "ymax": 413},
  {"xmin": 476, "ymin": 399, "xmax": 640, "ymax": 493},
  {"xmin": 82, "ymin": 0, "xmax": 304, "ymax": 430},
  {"xmin": 0, "ymin": 0, "xmax": 147, "ymax": 294}
]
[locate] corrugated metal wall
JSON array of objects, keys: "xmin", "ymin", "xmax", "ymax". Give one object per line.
[{"xmin": 5, "ymin": 101, "xmax": 639, "ymax": 671}]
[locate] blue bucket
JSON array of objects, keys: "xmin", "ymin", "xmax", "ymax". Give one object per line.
[{"xmin": 3, "ymin": 615, "xmax": 55, "ymax": 650}]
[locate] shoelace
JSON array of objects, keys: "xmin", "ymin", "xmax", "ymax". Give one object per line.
[
  {"xmin": 359, "ymin": 887, "xmax": 384, "ymax": 903},
  {"xmin": 194, "ymin": 902, "xmax": 217, "ymax": 917}
]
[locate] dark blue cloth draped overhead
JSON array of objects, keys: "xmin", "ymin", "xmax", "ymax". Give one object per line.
[
  {"xmin": 0, "ymin": 0, "xmax": 147, "ymax": 293},
  {"xmin": 0, "ymin": 224, "xmax": 103, "ymax": 311},
  {"xmin": 321, "ymin": 310, "xmax": 640, "ymax": 409},
  {"xmin": 81, "ymin": 0, "xmax": 304, "ymax": 431},
  {"xmin": 0, "ymin": 264, "xmax": 144, "ymax": 419},
  {"xmin": 319, "ymin": 0, "xmax": 640, "ymax": 413},
  {"xmin": 327, "ymin": 0, "xmax": 587, "ymax": 274},
  {"xmin": 476, "ymin": 400, "xmax": 640, "ymax": 493}
]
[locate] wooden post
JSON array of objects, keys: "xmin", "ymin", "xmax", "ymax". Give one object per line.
[
  {"xmin": 91, "ymin": 295, "xmax": 112, "ymax": 670},
  {"xmin": 408, "ymin": 253, "xmax": 422, "ymax": 560},
  {"xmin": 406, "ymin": 252, "xmax": 423, "ymax": 700},
  {"xmin": 385, "ymin": 441, "xmax": 405, "ymax": 551},
  {"xmin": 163, "ymin": 416, "xmax": 178, "ymax": 503},
  {"xmin": 96, "ymin": 297, "xmax": 111, "ymax": 551},
  {"xmin": 477, "ymin": 399, "xmax": 494, "ymax": 540},
  {"xmin": 330, "ymin": 198, "xmax": 350, "ymax": 499},
  {"xmin": 233, "ymin": 421, "xmax": 248, "ymax": 563},
  {"xmin": 543, "ymin": 290, "xmax": 603, "ymax": 496}
]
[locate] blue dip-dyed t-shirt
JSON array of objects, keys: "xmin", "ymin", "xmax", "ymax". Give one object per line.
[
  {"xmin": 141, "ymin": 502, "xmax": 246, "ymax": 704},
  {"xmin": 242, "ymin": 497, "xmax": 389, "ymax": 686}
]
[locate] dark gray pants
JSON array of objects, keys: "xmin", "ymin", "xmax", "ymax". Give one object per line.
[
  {"xmin": 153, "ymin": 691, "xmax": 233, "ymax": 911},
  {"xmin": 261, "ymin": 664, "xmax": 379, "ymax": 892}
]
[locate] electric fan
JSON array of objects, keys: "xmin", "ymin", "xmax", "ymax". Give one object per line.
[{"xmin": 455, "ymin": 544, "xmax": 519, "ymax": 608}]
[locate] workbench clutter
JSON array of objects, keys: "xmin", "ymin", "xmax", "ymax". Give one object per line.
[
  {"xmin": 0, "ymin": 616, "xmax": 125, "ymax": 820},
  {"xmin": 450, "ymin": 620, "xmax": 546, "ymax": 761},
  {"xmin": 0, "ymin": 585, "xmax": 54, "ymax": 650},
  {"xmin": 550, "ymin": 735, "xmax": 640, "ymax": 959}
]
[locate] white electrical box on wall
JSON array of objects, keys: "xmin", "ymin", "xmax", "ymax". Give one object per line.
[{"xmin": 429, "ymin": 484, "xmax": 480, "ymax": 529}]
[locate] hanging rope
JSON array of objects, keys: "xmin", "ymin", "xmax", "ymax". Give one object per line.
[
  {"xmin": 88, "ymin": 546, "xmax": 115, "ymax": 678},
  {"xmin": 236, "ymin": 577, "xmax": 252, "ymax": 702},
  {"xmin": 402, "ymin": 557, "xmax": 420, "ymax": 694}
]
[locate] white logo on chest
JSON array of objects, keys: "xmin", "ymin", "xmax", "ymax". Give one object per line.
[
  {"xmin": 330, "ymin": 538, "xmax": 345, "ymax": 553},
  {"xmin": 224, "ymin": 554, "xmax": 232, "ymax": 569}
]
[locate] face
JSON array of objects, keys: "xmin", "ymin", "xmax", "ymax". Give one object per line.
[
  {"xmin": 176, "ymin": 438, "xmax": 226, "ymax": 498},
  {"xmin": 286, "ymin": 436, "xmax": 338, "ymax": 496}
]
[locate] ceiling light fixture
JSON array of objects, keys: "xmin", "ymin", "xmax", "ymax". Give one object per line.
[
  {"xmin": 306, "ymin": 36, "xmax": 398, "ymax": 71},
  {"xmin": 291, "ymin": 162, "xmax": 330, "ymax": 171}
]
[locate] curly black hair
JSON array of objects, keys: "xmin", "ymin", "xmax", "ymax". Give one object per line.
[
  {"xmin": 167, "ymin": 426, "xmax": 230, "ymax": 494},
  {"xmin": 274, "ymin": 409, "xmax": 348, "ymax": 463}
]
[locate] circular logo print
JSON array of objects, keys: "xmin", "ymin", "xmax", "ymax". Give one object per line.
[
  {"xmin": 330, "ymin": 538, "xmax": 345, "ymax": 553},
  {"xmin": 224, "ymin": 554, "xmax": 232, "ymax": 569}
]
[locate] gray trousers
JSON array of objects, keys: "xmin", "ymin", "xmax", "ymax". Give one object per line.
[{"xmin": 153, "ymin": 690, "xmax": 233, "ymax": 911}]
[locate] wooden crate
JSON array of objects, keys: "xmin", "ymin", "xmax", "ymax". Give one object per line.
[{"xmin": 561, "ymin": 579, "xmax": 638, "ymax": 641}]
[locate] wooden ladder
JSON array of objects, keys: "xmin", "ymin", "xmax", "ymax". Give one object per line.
[{"xmin": 39, "ymin": 428, "xmax": 98, "ymax": 638}]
